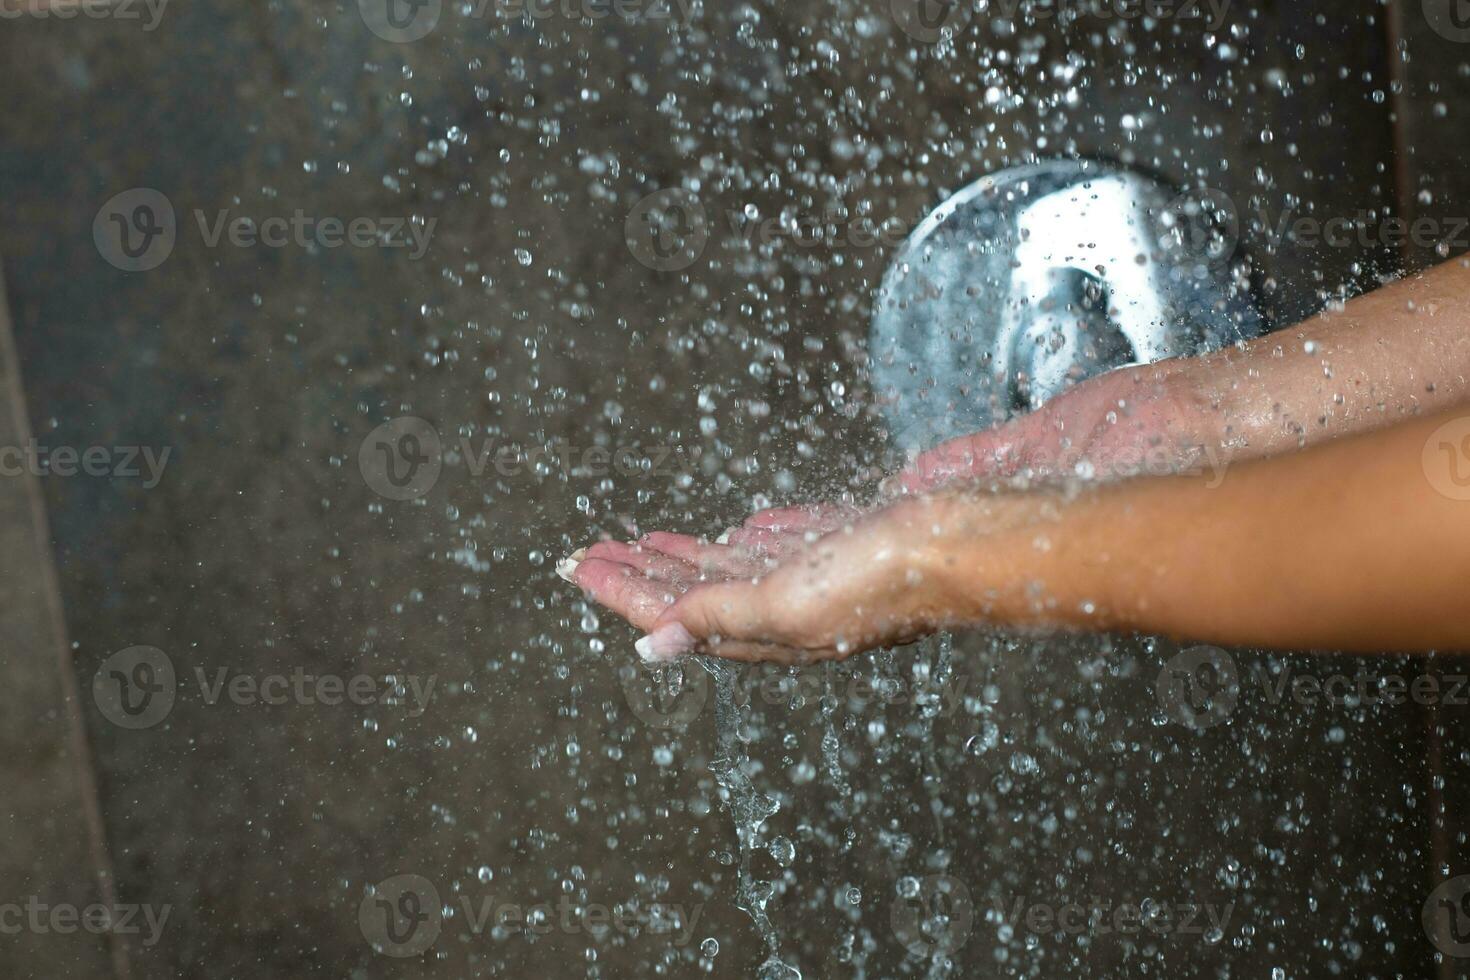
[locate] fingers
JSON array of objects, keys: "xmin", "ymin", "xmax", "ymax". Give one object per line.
[
  {"xmin": 563, "ymin": 500, "xmax": 898, "ymax": 665},
  {"xmin": 635, "ymin": 531, "xmax": 723, "ymax": 566},
  {"xmin": 720, "ymin": 526, "xmax": 814, "ymax": 559},
  {"xmin": 643, "ymin": 578, "xmax": 845, "ymax": 665},
  {"xmin": 583, "ymin": 540, "xmax": 698, "ymax": 584},
  {"xmin": 570, "ymin": 557, "xmax": 683, "ymax": 632},
  {"xmin": 654, "ymin": 578, "xmax": 770, "ymax": 646},
  {"xmin": 638, "ymin": 531, "xmax": 773, "ymax": 578},
  {"xmin": 742, "ymin": 503, "xmax": 854, "ymax": 534},
  {"xmin": 638, "ymin": 578, "xmax": 779, "ymax": 663},
  {"xmin": 898, "ymin": 424, "xmax": 1022, "ymax": 491}
]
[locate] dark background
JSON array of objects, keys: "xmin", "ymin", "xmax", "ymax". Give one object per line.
[{"xmin": 1, "ymin": 0, "xmax": 1468, "ymax": 976}]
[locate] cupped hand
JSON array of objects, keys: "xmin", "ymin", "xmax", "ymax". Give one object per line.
[{"xmin": 562, "ymin": 497, "xmax": 959, "ymax": 664}]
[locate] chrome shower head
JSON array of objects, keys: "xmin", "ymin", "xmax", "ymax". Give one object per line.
[{"xmin": 870, "ymin": 159, "xmax": 1260, "ymax": 453}]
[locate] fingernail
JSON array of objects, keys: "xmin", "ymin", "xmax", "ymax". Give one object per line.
[
  {"xmin": 634, "ymin": 623, "xmax": 696, "ymax": 663},
  {"xmin": 715, "ymin": 527, "xmax": 737, "ymax": 545},
  {"xmin": 555, "ymin": 548, "xmax": 587, "ymax": 583}
]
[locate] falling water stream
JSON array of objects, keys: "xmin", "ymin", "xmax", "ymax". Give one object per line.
[
  {"xmin": 698, "ymin": 658, "xmax": 797, "ymax": 980},
  {"xmin": 695, "ymin": 628, "xmax": 964, "ymax": 979}
]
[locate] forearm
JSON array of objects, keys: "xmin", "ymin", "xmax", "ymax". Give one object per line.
[
  {"xmin": 1175, "ymin": 256, "xmax": 1470, "ymax": 462},
  {"xmin": 937, "ymin": 409, "xmax": 1470, "ymax": 652}
]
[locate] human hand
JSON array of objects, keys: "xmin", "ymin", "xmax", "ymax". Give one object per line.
[
  {"xmin": 561, "ymin": 496, "xmax": 965, "ymax": 664},
  {"xmin": 716, "ymin": 361, "xmax": 1207, "ymax": 548},
  {"xmin": 892, "ymin": 360, "xmax": 1215, "ymax": 492}
]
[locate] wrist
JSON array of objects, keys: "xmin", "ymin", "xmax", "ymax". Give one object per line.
[
  {"xmin": 1136, "ymin": 357, "xmax": 1241, "ymax": 475},
  {"xmin": 921, "ymin": 487, "xmax": 1119, "ymax": 633}
]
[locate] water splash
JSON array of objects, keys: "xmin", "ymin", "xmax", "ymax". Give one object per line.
[
  {"xmin": 821, "ymin": 662, "xmax": 852, "ymax": 799},
  {"xmin": 698, "ymin": 657, "xmax": 800, "ymax": 980}
]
